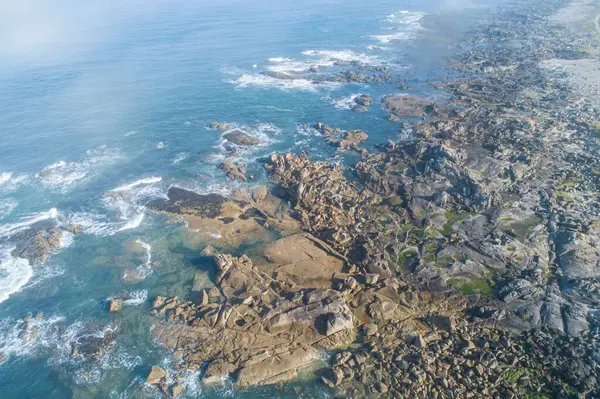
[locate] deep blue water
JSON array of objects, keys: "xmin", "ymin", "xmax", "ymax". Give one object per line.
[{"xmin": 0, "ymin": 0, "xmax": 502, "ymax": 397}]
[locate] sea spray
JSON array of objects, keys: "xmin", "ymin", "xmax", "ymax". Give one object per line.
[{"xmin": 0, "ymin": 247, "xmax": 32, "ymax": 304}]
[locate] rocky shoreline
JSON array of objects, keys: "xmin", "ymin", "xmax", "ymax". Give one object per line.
[
  {"xmin": 5, "ymin": 0, "xmax": 600, "ymax": 397},
  {"xmin": 133, "ymin": 0, "xmax": 600, "ymax": 397}
]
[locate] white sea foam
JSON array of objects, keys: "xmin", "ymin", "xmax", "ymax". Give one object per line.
[
  {"xmin": 301, "ymin": 49, "xmax": 380, "ymax": 66},
  {"xmin": 0, "ymin": 315, "xmax": 72, "ymax": 361},
  {"xmin": 295, "ymin": 124, "xmax": 320, "ymax": 136},
  {"xmin": 111, "ymin": 177, "xmax": 162, "ymax": 192},
  {"xmin": 27, "ymin": 261, "xmax": 66, "ymax": 289},
  {"xmin": 136, "ymin": 239, "xmax": 152, "ymax": 266},
  {"xmin": 66, "ymin": 178, "xmax": 163, "ymax": 237},
  {"xmin": 38, "ymin": 146, "xmax": 121, "ymax": 190},
  {"xmin": 326, "ymin": 93, "xmax": 364, "ymax": 110},
  {"xmin": 371, "ymin": 31, "xmax": 416, "ymax": 43},
  {"xmin": 122, "ymin": 289, "xmax": 148, "ymax": 306},
  {"xmin": 0, "ymin": 199, "xmax": 18, "ymax": 219},
  {"xmin": 264, "ymin": 50, "xmax": 380, "ymax": 75},
  {"xmin": 59, "ymin": 230, "xmax": 75, "ymax": 249},
  {"xmin": 0, "ymin": 208, "xmax": 58, "ymax": 239},
  {"xmin": 0, "ymin": 173, "xmax": 30, "ymax": 193},
  {"xmin": 268, "ymin": 57, "xmax": 294, "ymax": 63},
  {"xmin": 173, "ymin": 152, "xmax": 189, "ymax": 164},
  {"xmin": 371, "ymin": 10, "xmax": 426, "ymax": 44},
  {"xmin": 0, "ymin": 172, "xmax": 12, "ymax": 185},
  {"xmin": 385, "ymin": 10, "xmax": 427, "ymax": 25},
  {"xmin": 0, "ymin": 247, "xmax": 32, "ymax": 304},
  {"xmin": 266, "ymin": 105, "xmax": 293, "ymax": 112},
  {"xmin": 211, "ymin": 122, "xmax": 282, "ymax": 165},
  {"xmin": 131, "ymin": 239, "xmax": 153, "ymax": 279},
  {"xmin": 229, "ymin": 73, "xmax": 339, "ymax": 92}
]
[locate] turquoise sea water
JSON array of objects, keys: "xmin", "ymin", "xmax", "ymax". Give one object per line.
[{"xmin": 0, "ymin": 0, "xmax": 507, "ymax": 397}]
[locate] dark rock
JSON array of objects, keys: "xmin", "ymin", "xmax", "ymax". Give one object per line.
[
  {"xmin": 146, "ymin": 187, "xmax": 226, "ymax": 218},
  {"xmin": 223, "ymin": 129, "xmax": 262, "ymax": 146}
]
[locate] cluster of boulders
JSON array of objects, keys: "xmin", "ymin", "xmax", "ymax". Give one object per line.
[
  {"xmin": 145, "ymin": 365, "xmax": 183, "ymax": 397},
  {"xmin": 150, "ymin": 250, "xmax": 356, "ymax": 386},
  {"xmin": 313, "ymin": 122, "xmax": 369, "ymax": 151},
  {"xmin": 136, "ymin": 0, "xmax": 600, "ymax": 396},
  {"xmin": 323, "ymin": 323, "xmax": 599, "ymax": 398},
  {"xmin": 350, "ymin": 94, "xmax": 373, "ymax": 112}
]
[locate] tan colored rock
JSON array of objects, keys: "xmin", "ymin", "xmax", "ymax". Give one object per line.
[
  {"xmin": 363, "ymin": 323, "xmax": 378, "ymax": 336},
  {"xmin": 203, "ymin": 359, "xmax": 237, "ymax": 384},
  {"xmin": 170, "ymin": 383, "xmax": 183, "ymax": 397},
  {"xmin": 367, "ymin": 300, "xmax": 398, "ymax": 320},
  {"xmin": 200, "ymin": 245, "xmax": 219, "ymax": 257},
  {"xmin": 65, "ymin": 224, "xmax": 83, "ymax": 234},
  {"xmin": 108, "ymin": 299, "xmax": 122, "ymax": 312},
  {"xmin": 153, "ymin": 296, "xmax": 167, "ymax": 308},
  {"xmin": 251, "ymin": 185, "xmax": 268, "ymax": 202},
  {"xmin": 220, "ymin": 161, "xmax": 247, "ymax": 181},
  {"xmin": 210, "ymin": 122, "xmax": 229, "ymax": 130},
  {"xmin": 152, "ymin": 253, "xmax": 356, "ymax": 387},
  {"xmin": 236, "ymin": 347, "xmax": 316, "ymax": 387},
  {"xmin": 256, "ymin": 234, "xmax": 345, "ymax": 288},
  {"xmin": 146, "ymin": 365, "xmax": 166, "ymax": 385}
]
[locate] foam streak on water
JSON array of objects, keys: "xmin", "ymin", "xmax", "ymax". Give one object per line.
[
  {"xmin": 37, "ymin": 146, "xmax": 121, "ymax": 191},
  {"xmin": 371, "ymin": 10, "xmax": 427, "ymax": 43},
  {"xmin": 0, "ymin": 172, "xmax": 12, "ymax": 185},
  {"xmin": 111, "ymin": 177, "xmax": 162, "ymax": 192},
  {"xmin": 0, "ymin": 247, "xmax": 32, "ymax": 304},
  {"xmin": 0, "ymin": 208, "xmax": 58, "ymax": 239}
]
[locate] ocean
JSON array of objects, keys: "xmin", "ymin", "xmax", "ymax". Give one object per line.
[{"xmin": 0, "ymin": 0, "xmax": 507, "ymax": 397}]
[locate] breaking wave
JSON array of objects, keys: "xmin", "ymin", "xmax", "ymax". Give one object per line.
[
  {"xmin": 65, "ymin": 177, "xmax": 164, "ymax": 237},
  {"xmin": 371, "ymin": 10, "xmax": 427, "ymax": 44},
  {"xmin": 123, "ymin": 289, "xmax": 148, "ymax": 306},
  {"xmin": 325, "ymin": 93, "xmax": 364, "ymax": 110},
  {"xmin": 210, "ymin": 122, "xmax": 281, "ymax": 164},
  {"xmin": 37, "ymin": 146, "xmax": 121, "ymax": 190},
  {"xmin": 0, "ymin": 208, "xmax": 58, "ymax": 239},
  {"xmin": 0, "ymin": 247, "xmax": 32, "ymax": 304},
  {"xmin": 0, "ymin": 172, "xmax": 12, "ymax": 185},
  {"xmin": 0, "ymin": 199, "xmax": 18, "ymax": 219},
  {"xmin": 228, "ymin": 72, "xmax": 340, "ymax": 92}
]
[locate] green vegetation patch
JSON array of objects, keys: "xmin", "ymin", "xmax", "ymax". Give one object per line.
[{"xmin": 447, "ymin": 276, "xmax": 493, "ymax": 296}]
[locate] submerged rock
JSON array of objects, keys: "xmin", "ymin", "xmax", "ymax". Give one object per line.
[{"xmin": 210, "ymin": 122, "xmax": 230, "ymax": 130}]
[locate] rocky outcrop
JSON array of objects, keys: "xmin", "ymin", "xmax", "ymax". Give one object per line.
[
  {"xmin": 152, "ymin": 252, "xmax": 356, "ymax": 386},
  {"xmin": 382, "ymin": 95, "xmax": 432, "ymax": 117},
  {"xmin": 223, "ymin": 129, "xmax": 262, "ymax": 146},
  {"xmin": 146, "ymin": 187, "xmax": 226, "ymax": 218},
  {"xmin": 220, "ymin": 161, "xmax": 247, "ymax": 181},
  {"xmin": 314, "ymin": 123, "xmax": 368, "ymax": 150},
  {"xmin": 265, "ymin": 153, "xmax": 380, "ymax": 254},
  {"xmin": 210, "ymin": 122, "xmax": 230, "ymax": 130},
  {"xmin": 12, "ymin": 226, "xmax": 63, "ymax": 264}
]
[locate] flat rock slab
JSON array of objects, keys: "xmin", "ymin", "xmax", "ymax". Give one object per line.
[
  {"xmin": 255, "ymin": 234, "xmax": 345, "ymax": 288},
  {"xmin": 236, "ymin": 346, "xmax": 317, "ymax": 387}
]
